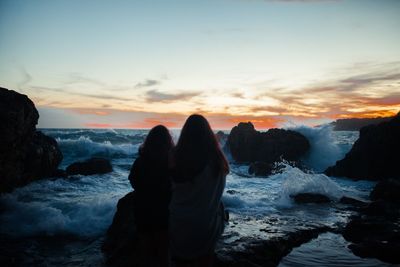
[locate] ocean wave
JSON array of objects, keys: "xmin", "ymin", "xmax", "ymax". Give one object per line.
[
  {"xmin": 0, "ymin": 194, "xmax": 117, "ymax": 237},
  {"xmin": 57, "ymin": 136, "xmax": 139, "ymax": 160},
  {"xmin": 274, "ymin": 164, "xmax": 344, "ymax": 207},
  {"xmin": 292, "ymin": 125, "xmax": 354, "ymax": 172}
]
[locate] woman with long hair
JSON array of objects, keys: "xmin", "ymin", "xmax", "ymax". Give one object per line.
[
  {"xmin": 170, "ymin": 114, "xmax": 229, "ymax": 267},
  {"xmin": 128, "ymin": 125, "xmax": 174, "ymax": 267}
]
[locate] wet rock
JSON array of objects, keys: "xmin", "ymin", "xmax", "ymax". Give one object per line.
[
  {"xmin": 24, "ymin": 131, "xmax": 63, "ymax": 179},
  {"xmin": 343, "ymin": 217, "xmax": 400, "ymax": 264},
  {"xmin": 325, "ymin": 114, "xmax": 400, "ymax": 180},
  {"xmin": 248, "ymin": 162, "xmax": 274, "ymax": 177},
  {"xmin": 292, "ymin": 193, "xmax": 331, "ymax": 204},
  {"xmin": 215, "ymin": 227, "xmax": 331, "ymax": 267},
  {"xmin": 226, "ymin": 189, "xmax": 238, "ymax": 195},
  {"xmin": 363, "ymin": 200, "xmax": 399, "ymax": 219},
  {"xmin": 370, "ymin": 179, "xmax": 400, "ymax": 202},
  {"xmin": 66, "ymin": 157, "xmax": 112, "ymax": 176},
  {"xmin": 0, "ymin": 87, "xmax": 63, "ymax": 193},
  {"xmin": 226, "ymin": 122, "xmax": 310, "ymax": 164},
  {"xmin": 339, "ymin": 196, "xmax": 369, "ymax": 208},
  {"xmin": 102, "ymin": 191, "xmax": 137, "ymax": 267}
]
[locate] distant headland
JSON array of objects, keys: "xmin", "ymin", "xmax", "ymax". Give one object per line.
[{"xmin": 330, "ymin": 114, "xmax": 399, "ymax": 131}]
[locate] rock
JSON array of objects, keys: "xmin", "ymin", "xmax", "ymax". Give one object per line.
[
  {"xmin": 248, "ymin": 162, "xmax": 274, "ymax": 176},
  {"xmin": 24, "ymin": 131, "xmax": 63, "ymax": 179},
  {"xmin": 103, "ymin": 193, "xmax": 332, "ymax": 267},
  {"xmin": 0, "ymin": 87, "xmax": 63, "ymax": 193},
  {"xmin": 292, "ymin": 193, "xmax": 331, "ymax": 204},
  {"xmin": 330, "ymin": 116, "xmax": 394, "ymax": 131},
  {"xmin": 325, "ymin": 114, "xmax": 400, "ymax": 180},
  {"xmin": 339, "ymin": 196, "xmax": 369, "ymax": 208},
  {"xmin": 343, "ymin": 217, "xmax": 400, "ymax": 264},
  {"xmin": 226, "ymin": 122, "xmax": 310, "ymax": 164},
  {"xmin": 370, "ymin": 179, "xmax": 400, "ymax": 202},
  {"xmin": 52, "ymin": 169, "xmax": 67, "ymax": 178},
  {"xmin": 215, "ymin": 226, "xmax": 331, "ymax": 267},
  {"xmin": 102, "ymin": 191, "xmax": 138, "ymax": 267},
  {"xmin": 363, "ymin": 200, "xmax": 399, "ymax": 219},
  {"xmin": 66, "ymin": 157, "xmax": 112, "ymax": 176}
]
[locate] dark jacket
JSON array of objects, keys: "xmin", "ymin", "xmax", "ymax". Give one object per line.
[{"xmin": 128, "ymin": 155, "xmax": 172, "ymax": 232}]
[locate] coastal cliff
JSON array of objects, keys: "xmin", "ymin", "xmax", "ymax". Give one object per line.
[{"xmin": 0, "ymin": 87, "xmax": 63, "ymax": 193}]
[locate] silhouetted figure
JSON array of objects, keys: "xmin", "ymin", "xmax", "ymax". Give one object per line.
[
  {"xmin": 170, "ymin": 114, "xmax": 229, "ymax": 267},
  {"xmin": 129, "ymin": 125, "xmax": 174, "ymax": 267}
]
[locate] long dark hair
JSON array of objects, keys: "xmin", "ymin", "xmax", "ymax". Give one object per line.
[
  {"xmin": 139, "ymin": 125, "xmax": 174, "ymax": 161},
  {"xmin": 174, "ymin": 114, "xmax": 229, "ymax": 181}
]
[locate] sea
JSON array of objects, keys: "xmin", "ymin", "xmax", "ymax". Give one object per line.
[{"xmin": 0, "ymin": 126, "xmax": 395, "ymax": 266}]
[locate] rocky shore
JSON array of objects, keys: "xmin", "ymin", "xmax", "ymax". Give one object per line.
[{"xmin": 0, "ymin": 88, "xmax": 63, "ymax": 193}]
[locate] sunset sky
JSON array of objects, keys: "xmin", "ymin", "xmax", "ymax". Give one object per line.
[{"xmin": 0, "ymin": 0, "xmax": 399, "ymax": 129}]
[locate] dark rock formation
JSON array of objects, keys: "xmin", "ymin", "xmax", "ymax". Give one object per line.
[
  {"xmin": 343, "ymin": 216, "xmax": 400, "ymax": 264},
  {"xmin": 226, "ymin": 122, "xmax": 310, "ymax": 165},
  {"xmin": 343, "ymin": 179, "xmax": 400, "ymax": 264},
  {"xmin": 248, "ymin": 162, "xmax": 274, "ymax": 177},
  {"xmin": 103, "ymin": 191, "xmax": 332, "ymax": 267},
  {"xmin": 330, "ymin": 116, "xmax": 394, "ymax": 131},
  {"xmin": 0, "ymin": 87, "xmax": 63, "ymax": 193},
  {"xmin": 325, "ymin": 114, "xmax": 400, "ymax": 180},
  {"xmin": 292, "ymin": 193, "xmax": 331, "ymax": 204},
  {"xmin": 102, "ymin": 191, "xmax": 138, "ymax": 267},
  {"xmin": 339, "ymin": 196, "xmax": 368, "ymax": 208},
  {"xmin": 66, "ymin": 157, "xmax": 112, "ymax": 176},
  {"xmin": 215, "ymin": 227, "xmax": 331, "ymax": 267},
  {"xmin": 370, "ymin": 179, "xmax": 400, "ymax": 202}
]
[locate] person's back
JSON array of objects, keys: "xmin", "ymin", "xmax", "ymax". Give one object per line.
[
  {"xmin": 170, "ymin": 161, "xmax": 226, "ymax": 260},
  {"xmin": 128, "ymin": 125, "xmax": 174, "ymax": 267},
  {"xmin": 169, "ymin": 114, "xmax": 229, "ymax": 266}
]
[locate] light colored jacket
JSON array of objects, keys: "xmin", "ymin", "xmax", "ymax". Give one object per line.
[{"xmin": 169, "ymin": 163, "xmax": 226, "ymax": 260}]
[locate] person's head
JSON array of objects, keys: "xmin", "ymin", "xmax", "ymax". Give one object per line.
[
  {"xmin": 174, "ymin": 114, "xmax": 229, "ymax": 181},
  {"xmin": 139, "ymin": 125, "xmax": 174, "ymax": 160}
]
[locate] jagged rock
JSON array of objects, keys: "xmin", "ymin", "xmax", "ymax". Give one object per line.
[
  {"xmin": 339, "ymin": 196, "xmax": 368, "ymax": 208},
  {"xmin": 248, "ymin": 162, "xmax": 274, "ymax": 177},
  {"xmin": 0, "ymin": 87, "xmax": 63, "ymax": 193},
  {"xmin": 226, "ymin": 122, "xmax": 310, "ymax": 164},
  {"xmin": 363, "ymin": 200, "xmax": 399, "ymax": 219},
  {"xmin": 215, "ymin": 227, "xmax": 331, "ymax": 267},
  {"xmin": 343, "ymin": 217, "xmax": 400, "ymax": 264},
  {"xmin": 331, "ymin": 116, "xmax": 394, "ymax": 131},
  {"xmin": 103, "ymin": 192, "xmax": 332, "ymax": 267},
  {"xmin": 325, "ymin": 114, "xmax": 400, "ymax": 180},
  {"xmin": 370, "ymin": 179, "xmax": 400, "ymax": 202},
  {"xmin": 292, "ymin": 193, "xmax": 331, "ymax": 204},
  {"xmin": 102, "ymin": 191, "xmax": 138, "ymax": 267},
  {"xmin": 66, "ymin": 157, "xmax": 112, "ymax": 176}
]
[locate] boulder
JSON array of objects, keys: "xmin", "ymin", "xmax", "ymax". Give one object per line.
[
  {"xmin": 370, "ymin": 179, "xmax": 400, "ymax": 202},
  {"xmin": 343, "ymin": 217, "xmax": 400, "ymax": 264},
  {"xmin": 339, "ymin": 196, "xmax": 368, "ymax": 208},
  {"xmin": 292, "ymin": 193, "xmax": 331, "ymax": 204},
  {"xmin": 248, "ymin": 162, "xmax": 274, "ymax": 177},
  {"xmin": 0, "ymin": 87, "xmax": 63, "ymax": 193},
  {"xmin": 325, "ymin": 114, "xmax": 400, "ymax": 180},
  {"xmin": 102, "ymin": 191, "xmax": 138, "ymax": 267},
  {"xmin": 66, "ymin": 157, "xmax": 112, "ymax": 176},
  {"xmin": 226, "ymin": 122, "xmax": 310, "ymax": 164}
]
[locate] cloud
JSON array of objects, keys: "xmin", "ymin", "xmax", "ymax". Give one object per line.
[
  {"xmin": 17, "ymin": 66, "xmax": 32, "ymax": 92},
  {"xmin": 65, "ymin": 72, "xmax": 105, "ymax": 86},
  {"xmin": 145, "ymin": 90, "xmax": 200, "ymax": 103},
  {"xmin": 135, "ymin": 79, "xmax": 160, "ymax": 88},
  {"xmin": 73, "ymin": 109, "xmax": 112, "ymax": 116}
]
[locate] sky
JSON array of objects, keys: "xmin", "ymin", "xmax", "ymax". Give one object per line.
[{"xmin": 0, "ymin": 0, "xmax": 399, "ymax": 129}]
